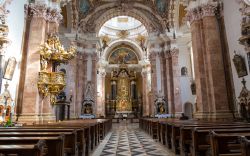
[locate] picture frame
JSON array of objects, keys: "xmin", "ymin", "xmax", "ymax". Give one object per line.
[
  {"xmin": 3, "ymin": 57, "xmax": 16, "ymax": 80},
  {"xmin": 233, "ymin": 53, "xmax": 248, "ymax": 78},
  {"xmin": 247, "ymin": 52, "xmax": 250, "ymax": 71}
]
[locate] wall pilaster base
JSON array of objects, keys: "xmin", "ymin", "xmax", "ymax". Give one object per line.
[
  {"xmin": 16, "ymin": 113, "xmax": 56, "ymax": 125},
  {"xmin": 194, "ymin": 111, "xmax": 234, "ymax": 121},
  {"xmin": 209, "ymin": 111, "xmax": 234, "ymax": 121},
  {"xmin": 193, "ymin": 111, "xmax": 210, "ymax": 120}
]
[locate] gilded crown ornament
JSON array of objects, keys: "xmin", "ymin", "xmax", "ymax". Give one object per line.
[
  {"xmin": 37, "ymin": 34, "xmax": 76, "ymax": 104},
  {"xmin": 39, "ymin": 34, "xmax": 76, "ymax": 64}
]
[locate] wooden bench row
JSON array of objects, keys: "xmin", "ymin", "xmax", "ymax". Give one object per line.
[
  {"xmin": 0, "ymin": 118, "xmax": 112, "ymax": 156},
  {"xmin": 139, "ymin": 118, "xmax": 250, "ymax": 156}
]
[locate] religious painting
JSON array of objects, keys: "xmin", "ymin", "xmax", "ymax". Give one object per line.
[
  {"xmin": 5, "ymin": 105, "xmax": 11, "ymax": 121},
  {"xmin": 79, "ymin": 0, "xmax": 90, "ymax": 15},
  {"xmin": 156, "ymin": 0, "xmax": 167, "ymax": 14},
  {"xmin": 233, "ymin": 53, "xmax": 248, "ymax": 78},
  {"xmin": 181, "ymin": 67, "xmax": 188, "ymax": 76},
  {"xmin": 247, "ymin": 52, "xmax": 250, "ymax": 71},
  {"xmin": 108, "ymin": 47, "xmax": 138, "ymax": 64},
  {"xmin": 3, "ymin": 57, "xmax": 16, "ymax": 80},
  {"xmin": 179, "ymin": 4, "xmax": 187, "ymax": 26}
]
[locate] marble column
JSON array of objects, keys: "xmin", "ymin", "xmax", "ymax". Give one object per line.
[
  {"xmin": 170, "ymin": 49, "xmax": 182, "ymax": 114},
  {"xmin": 75, "ymin": 52, "xmax": 88, "ymax": 116},
  {"xmin": 160, "ymin": 52, "xmax": 168, "ymax": 104},
  {"xmin": 201, "ymin": 4, "xmax": 232, "ymax": 119},
  {"xmin": 17, "ymin": 3, "xmax": 47, "ymax": 123},
  {"xmin": 141, "ymin": 69, "xmax": 150, "ymax": 116},
  {"xmin": 187, "ymin": 9, "xmax": 210, "ymax": 119},
  {"xmin": 164, "ymin": 51, "xmax": 175, "ymax": 116},
  {"xmin": 186, "ymin": 3, "xmax": 233, "ymax": 119},
  {"xmin": 96, "ymin": 67, "xmax": 105, "ymax": 117},
  {"xmin": 149, "ymin": 52, "xmax": 157, "ymax": 116},
  {"xmin": 91, "ymin": 53, "xmax": 98, "ymax": 115}
]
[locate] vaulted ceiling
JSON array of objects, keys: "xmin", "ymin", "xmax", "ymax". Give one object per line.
[{"xmin": 71, "ymin": 0, "xmax": 175, "ymax": 33}]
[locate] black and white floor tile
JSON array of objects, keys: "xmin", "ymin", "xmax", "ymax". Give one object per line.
[{"xmin": 91, "ymin": 121, "xmax": 175, "ymax": 156}]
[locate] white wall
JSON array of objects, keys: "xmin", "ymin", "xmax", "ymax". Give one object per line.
[
  {"xmin": 223, "ymin": 0, "xmax": 250, "ymax": 102},
  {"xmin": 2, "ymin": 0, "xmax": 27, "ymax": 102},
  {"xmin": 177, "ymin": 37, "xmax": 196, "ymax": 107},
  {"xmin": 156, "ymin": 54, "xmax": 162, "ymax": 93}
]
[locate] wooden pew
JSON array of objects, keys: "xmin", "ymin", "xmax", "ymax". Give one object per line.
[
  {"xmin": 0, "ymin": 140, "xmax": 45, "ymax": 156},
  {"xmin": 0, "ymin": 136, "xmax": 64, "ymax": 156},
  {"xmin": 43, "ymin": 118, "xmax": 112, "ymax": 155},
  {"xmin": 240, "ymin": 136, "xmax": 250, "ymax": 156},
  {"xmin": 32, "ymin": 122, "xmax": 92, "ymax": 156},
  {"xmin": 0, "ymin": 131, "xmax": 77, "ymax": 155},
  {"xmin": 10, "ymin": 126, "xmax": 87, "ymax": 156},
  {"xmin": 210, "ymin": 129, "xmax": 250, "ymax": 156},
  {"xmin": 170, "ymin": 121, "xmax": 250, "ymax": 155},
  {"xmin": 181, "ymin": 125, "xmax": 250, "ymax": 156},
  {"xmin": 3, "ymin": 119, "xmax": 112, "ymax": 156}
]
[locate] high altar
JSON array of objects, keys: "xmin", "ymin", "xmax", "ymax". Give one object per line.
[
  {"xmin": 116, "ymin": 69, "xmax": 132, "ymax": 112},
  {"xmin": 104, "ymin": 44, "xmax": 142, "ymax": 117},
  {"xmin": 105, "ymin": 64, "xmax": 141, "ymax": 117}
]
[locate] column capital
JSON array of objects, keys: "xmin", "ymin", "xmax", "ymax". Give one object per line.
[
  {"xmin": 148, "ymin": 52, "xmax": 157, "ymax": 61},
  {"xmin": 186, "ymin": 2, "xmax": 219, "ymax": 24},
  {"xmin": 46, "ymin": 7, "xmax": 63, "ymax": 24},
  {"xmin": 200, "ymin": 3, "xmax": 217, "ymax": 18},
  {"xmin": 164, "ymin": 48, "xmax": 179, "ymax": 59},
  {"xmin": 25, "ymin": 3, "xmax": 62, "ymax": 24},
  {"xmin": 25, "ymin": 3, "xmax": 47, "ymax": 19},
  {"xmin": 186, "ymin": 8, "xmax": 202, "ymax": 24}
]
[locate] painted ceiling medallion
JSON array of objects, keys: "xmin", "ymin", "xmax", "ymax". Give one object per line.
[{"xmin": 117, "ymin": 30, "xmax": 129, "ymax": 39}]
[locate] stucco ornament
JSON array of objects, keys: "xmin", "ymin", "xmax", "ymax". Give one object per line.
[{"xmin": 243, "ymin": 0, "xmax": 250, "ymax": 5}]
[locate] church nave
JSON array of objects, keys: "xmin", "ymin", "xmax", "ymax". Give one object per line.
[{"xmin": 92, "ymin": 121, "xmax": 174, "ymax": 156}]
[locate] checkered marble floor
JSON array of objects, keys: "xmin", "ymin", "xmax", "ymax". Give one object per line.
[{"xmin": 91, "ymin": 120, "xmax": 175, "ymax": 156}]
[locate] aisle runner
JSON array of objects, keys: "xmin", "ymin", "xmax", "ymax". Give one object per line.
[{"xmin": 100, "ymin": 127, "xmax": 174, "ymax": 156}]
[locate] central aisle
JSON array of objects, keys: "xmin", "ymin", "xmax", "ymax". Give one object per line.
[{"xmin": 91, "ymin": 120, "xmax": 175, "ymax": 156}]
